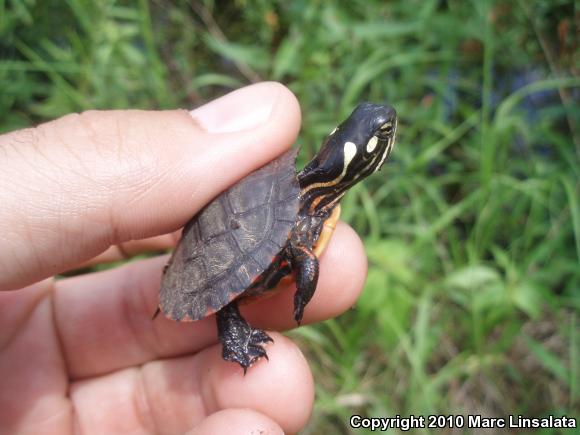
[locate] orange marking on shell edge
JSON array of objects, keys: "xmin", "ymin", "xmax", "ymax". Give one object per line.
[
  {"xmin": 181, "ymin": 313, "xmax": 194, "ymax": 322},
  {"xmin": 172, "ymin": 311, "xmax": 199, "ymax": 322},
  {"xmin": 313, "ymin": 204, "xmax": 341, "ymax": 258},
  {"xmin": 156, "ymin": 304, "xmax": 175, "ymax": 320},
  {"xmin": 229, "ymin": 292, "xmax": 239, "ymax": 302},
  {"xmin": 251, "ymin": 274, "xmax": 263, "ymax": 285},
  {"xmin": 203, "ymin": 307, "xmax": 218, "ymax": 318},
  {"xmin": 157, "ymin": 302, "xmax": 200, "ymax": 323}
]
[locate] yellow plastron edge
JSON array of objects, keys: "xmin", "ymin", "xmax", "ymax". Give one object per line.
[{"xmin": 313, "ymin": 204, "xmax": 341, "ymax": 258}]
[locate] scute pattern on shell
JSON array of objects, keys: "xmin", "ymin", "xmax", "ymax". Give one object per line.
[{"xmin": 160, "ymin": 149, "xmax": 300, "ymax": 321}]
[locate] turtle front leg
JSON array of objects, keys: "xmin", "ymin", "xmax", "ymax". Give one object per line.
[
  {"xmin": 289, "ymin": 244, "xmax": 319, "ymax": 324},
  {"xmin": 216, "ymin": 302, "xmax": 273, "ymax": 373}
]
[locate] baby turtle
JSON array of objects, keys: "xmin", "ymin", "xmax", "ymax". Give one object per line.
[{"xmin": 157, "ymin": 102, "xmax": 398, "ymax": 371}]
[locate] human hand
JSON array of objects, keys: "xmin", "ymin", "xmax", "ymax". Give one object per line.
[{"xmin": 0, "ymin": 82, "xmax": 367, "ymax": 434}]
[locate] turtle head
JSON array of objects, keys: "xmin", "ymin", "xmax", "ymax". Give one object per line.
[{"xmin": 298, "ymin": 102, "xmax": 397, "ymax": 214}]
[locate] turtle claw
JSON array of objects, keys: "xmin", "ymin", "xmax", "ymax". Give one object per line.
[
  {"xmin": 251, "ymin": 328, "xmax": 274, "ymax": 344},
  {"xmin": 222, "ymin": 327, "xmax": 273, "ymax": 373},
  {"xmin": 293, "ymin": 294, "xmax": 307, "ymax": 325},
  {"xmin": 217, "ymin": 302, "xmax": 273, "ymax": 373},
  {"xmin": 293, "ymin": 305, "xmax": 302, "ymax": 324}
]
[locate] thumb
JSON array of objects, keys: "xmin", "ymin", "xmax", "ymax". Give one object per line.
[{"xmin": 0, "ymin": 82, "xmax": 301, "ymax": 290}]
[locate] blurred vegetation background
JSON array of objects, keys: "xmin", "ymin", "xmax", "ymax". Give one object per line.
[{"xmin": 1, "ymin": 0, "xmax": 578, "ymax": 433}]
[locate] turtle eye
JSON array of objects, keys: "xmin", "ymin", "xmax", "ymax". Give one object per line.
[{"xmin": 380, "ymin": 123, "xmax": 394, "ymax": 136}]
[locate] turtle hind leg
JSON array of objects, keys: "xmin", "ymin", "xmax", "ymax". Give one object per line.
[{"xmin": 216, "ymin": 302, "xmax": 273, "ymax": 373}]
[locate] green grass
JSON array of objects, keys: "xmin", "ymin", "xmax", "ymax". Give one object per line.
[{"xmin": 2, "ymin": 0, "xmax": 578, "ymax": 433}]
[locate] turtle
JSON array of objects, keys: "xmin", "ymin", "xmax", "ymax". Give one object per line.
[{"xmin": 157, "ymin": 102, "xmax": 398, "ymax": 372}]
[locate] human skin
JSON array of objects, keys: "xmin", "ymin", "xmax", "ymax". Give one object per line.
[{"xmin": 0, "ymin": 82, "xmax": 367, "ymax": 434}]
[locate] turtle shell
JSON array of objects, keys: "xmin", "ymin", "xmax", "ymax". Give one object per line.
[{"xmin": 159, "ymin": 148, "xmax": 300, "ymax": 321}]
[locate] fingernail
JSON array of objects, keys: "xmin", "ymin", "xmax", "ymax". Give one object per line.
[{"xmin": 189, "ymin": 82, "xmax": 281, "ymax": 133}]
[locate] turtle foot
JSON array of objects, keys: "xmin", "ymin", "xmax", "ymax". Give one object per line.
[
  {"xmin": 222, "ymin": 327, "xmax": 273, "ymax": 373},
  {"xmin": 217, "ymin": 302, "xmax": 273, "ymax": 373}
]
